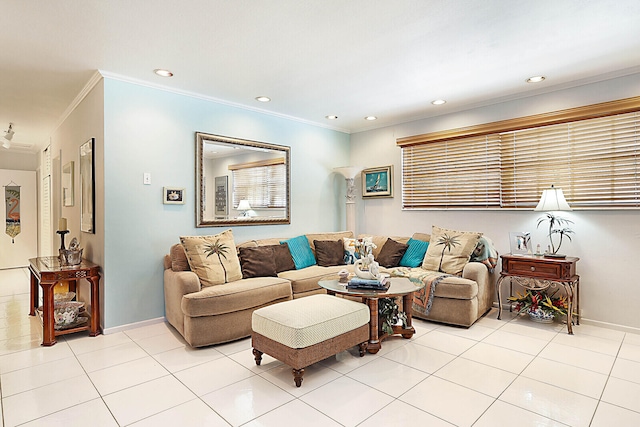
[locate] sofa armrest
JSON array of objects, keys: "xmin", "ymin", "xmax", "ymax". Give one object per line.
[
  {"xmin": 462, "ymin": 261, "xmax": 496, "ymax": 313},
  {"xmin": 164, "ymin": 269, "xmax": 201, "ymax": 296},
  {"xmin": 462, "ymin": 262, "xmax": 488, "ymax": 285},
  {"xmin": 164, "ymin": 269, "xmax": 201, "ymax": 333}
]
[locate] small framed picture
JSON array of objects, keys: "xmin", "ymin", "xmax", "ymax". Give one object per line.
[
  {"xmin": 163, "ymin": 187, "xmax": 185, "ymax": 205},
  {"xmin": 509, "ymin": 231, "xmax": 531, "ymax": 255},
  {"xmin": 362, "ymin": 165, "xmax": 393, "ymax": 198}
]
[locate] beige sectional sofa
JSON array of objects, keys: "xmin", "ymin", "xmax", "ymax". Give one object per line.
[{"xmin": 163, "ymin": 230, "xmax": 496, "ymax": 348}]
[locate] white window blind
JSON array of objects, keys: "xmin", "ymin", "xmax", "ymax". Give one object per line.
[
  {"xmin": 230, "ymin": 159, "xmax": 286, "ymax": 209},
  {"xmin": 400, "ymin": 101, "xmax": 640, "ymax": 209},
  {"xmin": 403, "ymin": 135, "xmax": 502, "ymax": 208}
]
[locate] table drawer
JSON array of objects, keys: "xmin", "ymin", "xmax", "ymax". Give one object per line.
[{"xmin": 506, "ymin": 260, "xmax": 562, "ymax": 279}]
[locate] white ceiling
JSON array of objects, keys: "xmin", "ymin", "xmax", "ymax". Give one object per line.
[{"xmin": 2, "ymin": 0, "xmax": 640, "ymax": 153}]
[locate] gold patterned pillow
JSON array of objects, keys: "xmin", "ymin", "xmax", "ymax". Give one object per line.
[
  {"xmin": 180, "ymin": 229, "xmax": 242, "ymax": 287},
  {"xmin": 422, "ymin": 226, "xmax": 482, "ymax": 275}
]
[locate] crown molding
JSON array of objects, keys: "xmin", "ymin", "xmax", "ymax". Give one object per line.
[{"xmin": 98, "ymin": 70, "xmax": 351, "ymax": 134}]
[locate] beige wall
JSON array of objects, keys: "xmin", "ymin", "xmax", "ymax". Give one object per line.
[{"xmin": 350, "ymin": 72, "xmax": 640, "ymax": 331}]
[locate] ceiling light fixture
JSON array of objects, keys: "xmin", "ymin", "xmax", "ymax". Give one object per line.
[
  {"xmin": 255, "ymin": 96, "xmax": 271, "ymax": 102},
  {"xmin": 154, "ymin": 69, "xmax": 173, "ymax": 77},
  {"xmin": 526, "ymin": 75, "xmax": 545, "ymax": 83},
  {"xmin": 364, "ymin": 116, "xmax": 377, "ymax": 121},
  {"xmin": 325, "ymin": 115, "xmax": 338, "ymax": 120},
  {"xmin": 431, "ymin": 99, "xmax": 446, "ymax": 105}
]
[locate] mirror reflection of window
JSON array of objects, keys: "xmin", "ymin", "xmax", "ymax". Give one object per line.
[{"xmin": 196, "ymin": 132, "xmax": 290, "ymax": 226}]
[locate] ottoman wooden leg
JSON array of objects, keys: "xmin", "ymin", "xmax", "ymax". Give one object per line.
[
  {"xmin": 292, "ymin": 368, "xmax": 304, "ymax": 387},
  {"xmin": 358, "ymin": 342, "xmax": 367, "ymax": 357},
  {"xmin": 253, "ymin": 348, "xmax": 263, "ymax": 366}
]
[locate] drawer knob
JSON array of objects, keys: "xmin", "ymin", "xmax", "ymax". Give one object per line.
[{"xmin": 530, "ymin": 266, "xmax": 535, "ymax": 272}]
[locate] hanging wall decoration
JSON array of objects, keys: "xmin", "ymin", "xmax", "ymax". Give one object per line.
[{"xmin": 4, "ymin": 184, "xmax": 20, "ymax": 243}]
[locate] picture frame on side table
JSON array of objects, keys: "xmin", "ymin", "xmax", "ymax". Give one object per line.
[
  {"xmin": 163, "ymin": 187, "xmax": 185, "ymax": 205},
  {"xmin": 80, "ymin": 138, "xmax": 95, "ymax": 233},
  {"xmin": 362, "ymin": 165, "xmax": 393, "ymax": 198},
  {"xmin": 509, "ymin": 231, "xmax": 531, "ymax": 255}
]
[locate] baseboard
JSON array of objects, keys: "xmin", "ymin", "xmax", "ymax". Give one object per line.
[
  {"xmin": 103, "ymin": 317, "xmax": 166, "ymax": 335},
  {"xmin": 491, "ymin": 302, "xmax": 640, "ymax": 335}
]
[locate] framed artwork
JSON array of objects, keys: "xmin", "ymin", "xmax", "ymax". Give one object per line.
[
  {"xmin": 163, "ymin": 187, "xmax": 185, "ymax": 205},
  {"xmin": 362, "ymin": 165, "xmax": 393, "ymax": 198},
  {"xmin": 80, "ymin": 138, "xmax": 95, "ymax": 233},
  {"xmin": 62, "ymin": 161, "xmax": 74, "ymax": 207},
  {"xmin": 509, "ymin": 231, "xmax": 531, "ymax": 255},
  {"xmin": 214, "ymin": 176, "xmax": 228, "ymax": 216}
]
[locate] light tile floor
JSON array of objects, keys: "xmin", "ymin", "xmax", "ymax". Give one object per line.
[{"xmin": 1, "ymin": 267, "xmax": 640, "ymax": 426}]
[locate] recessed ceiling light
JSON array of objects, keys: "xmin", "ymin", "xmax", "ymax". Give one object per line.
[
  {"xmin": 325, "ymin": 115, "xmax": 338, "ymax": 120},
  {"xmin": 255, "ymin": 96, "xmax": 271, "ymax": 102},
  {"xmin": 431, "ymin": 99, "xmax": 446, "ymax": 105},
  {"xmin": 526, "ymin": 76, "xmax": 545, "ymax": 83},
  {"xmin": 154, "ymin": 69, "xmax": 173, "ymax": 77},
  {"xmin": 364, "ymin": 116, "xmax": 377, "ymax": 121}
]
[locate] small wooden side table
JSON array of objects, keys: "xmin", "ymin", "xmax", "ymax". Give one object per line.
[
  {"xmin": 29, "ymin": 257, "xmax": 101, "ymax": 346},
  {"xmin": 497, "ymin": 254, "xmax": 579, "ymax": 334}
]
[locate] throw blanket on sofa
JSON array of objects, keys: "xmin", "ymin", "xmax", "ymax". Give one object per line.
[
  {"xmin": 391, "ymin": 268, "xmax": 452, "ymax": 317},
  {"xmin": 469, "ymin": 236, "xmax": 498, "ymax": 273}
]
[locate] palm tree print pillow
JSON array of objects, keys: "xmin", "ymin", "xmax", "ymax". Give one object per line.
[
  {"xmin": 422, "ymin": 226, "xmax": 482, "ymax": 275},
  {"xmin": 180, "ymin": 229, "xmax": 242, "ymax": 287}
]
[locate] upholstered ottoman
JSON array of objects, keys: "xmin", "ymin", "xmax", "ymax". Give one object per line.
[{"xmin": 251, "ymin": 294, "xmax": 370, "ymax": 387}]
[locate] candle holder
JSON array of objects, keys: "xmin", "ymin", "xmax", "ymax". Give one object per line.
[{"xmin": 57, "ymin": 230, "xmax": 69, "ymax": 265}]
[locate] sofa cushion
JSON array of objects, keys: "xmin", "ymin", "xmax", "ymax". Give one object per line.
[
  {"xmin": 170, "ymin": 243, "xmax": 190, "ymax": 271},
  {"xmin": 180, "ymin": 229, "xmax": 243, "ymax": 287},
  {"xmin": 314, "ymin": 239, "xmax": 346, "ymax": 267},
  {"xmin": 281, "ymin": 235, "xmax": 317, "ymax": 269},
  {"xmin": 181, "ymin": 277, "xmax": 292, "ymax": 317},
  {"xmin": 376, "ymin": 238, "xmax": 409, "ymax": 268},
  {"xmin": 399, "ymin": 238, "xmax": 430, "ymax": 268},
  {"xmin": 411, "ymin": 232, "xmax": 431, "ymax": 242},
  {"xmin": 239, "ymin": 246, "xmax": 278, "ymax": 278},
  {"xmin": 422, "ymin": 226, "xmax": 482, "ymax": 275},
  {"xmin": 278, "ymin": 265, "xmax": 351, "ymax": 295},
  {"xmin": 343, "ymin": 237, "xmax": 358, "ymax": 264}
]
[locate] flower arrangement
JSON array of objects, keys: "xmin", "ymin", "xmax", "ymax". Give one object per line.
[{"xmin": 508, "ymin": 289, "xmax": 568, "ymax": 318}]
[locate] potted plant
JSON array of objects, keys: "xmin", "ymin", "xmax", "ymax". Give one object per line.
[
  {"xmin": 537, "ymin": 213, "xmax": 574, "ymax": 258},
  {"xmin": 378, "ymin": 297, "xmax": 407, "ymax": 335},
  {"xmin": 508, "ymin": 289, "xmax": 568, "ymax": 323}
]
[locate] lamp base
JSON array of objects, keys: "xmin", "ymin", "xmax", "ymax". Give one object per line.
[{"xmin": 544, "ymin": 253, "xmax": 566, "ymax": 259}]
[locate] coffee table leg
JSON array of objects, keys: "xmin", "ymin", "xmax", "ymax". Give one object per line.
[
  {"xmin": 401, "ymin": 293, "xmax": 416, "ymax": 339},
  {"xmin": 366, "ymin": 297, "xmax": 381, "ymax": 354},
  {"xmin": 41, "ymin": 281, "xmax": 57, "ymax": 346}
]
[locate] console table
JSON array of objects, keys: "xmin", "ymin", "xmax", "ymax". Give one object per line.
[
  {"xmin": 29, "ymin": 257, "xmax": 101, "ymax": 346},
  {"xmin": 497, "ymin": 254, "xmax": 579, "ymax": 334}
]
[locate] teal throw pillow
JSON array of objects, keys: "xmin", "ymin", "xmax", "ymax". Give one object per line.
[
  {"xmin": 399, "ymin": 238, "xmax": 429, "ymax": 268},
  {"xmin": 281, "ymin": 235, "xmax": 316, "ymax": 269}
]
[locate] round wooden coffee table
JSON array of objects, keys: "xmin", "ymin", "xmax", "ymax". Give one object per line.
[{"xmin": 319, "ymin": 276, "xmax": 425, "ymax": 354}]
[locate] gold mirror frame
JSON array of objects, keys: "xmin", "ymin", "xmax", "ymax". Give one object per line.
[{"xmin": 196, "ymin": 132, "xmax": 291, "ymax": 227}]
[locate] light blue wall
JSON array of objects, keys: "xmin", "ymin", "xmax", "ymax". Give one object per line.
[{"xmin": 103, "ymin": 78, "xmax": 350, "ymax": 329}]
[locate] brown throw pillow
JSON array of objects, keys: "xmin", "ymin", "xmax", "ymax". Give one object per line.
[
  {"xmin": 376, "ymin": 238, "xmax": 409, "ymax": 268},
  {"xmin": 238, "ymin": 246, "xmax": 278, "ymax": 278},
  {"xmin": 270, "ymin": 243, "xmax": 296, "ymax": 273},
  {"xmin": 314, "ymin": 239, "xmax": 346, "ymax": 267}
]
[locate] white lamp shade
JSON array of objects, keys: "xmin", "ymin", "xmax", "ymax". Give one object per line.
[
  {"xmin": 534, "ymin": 186, "xmax": 572, "ymax": 211},
  {"xmin": 237, "ymin": 200, "xmax": 252, "ymax": 210},
  {"xmin": 333, "ymin": 166, "xmax": 363, "ymax": 179}
]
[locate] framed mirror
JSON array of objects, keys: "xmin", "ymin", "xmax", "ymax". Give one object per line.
[
  {"xmin": 62, "ymin": 161, "xmax": 74, "ymax": 207},
  {"xmin": 196, "ymin": 132, "xmax": 290, "ymax": 227},
  {"xmin": 80, "ymin": 138, "xmax": 95, "ymax": 233}
]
